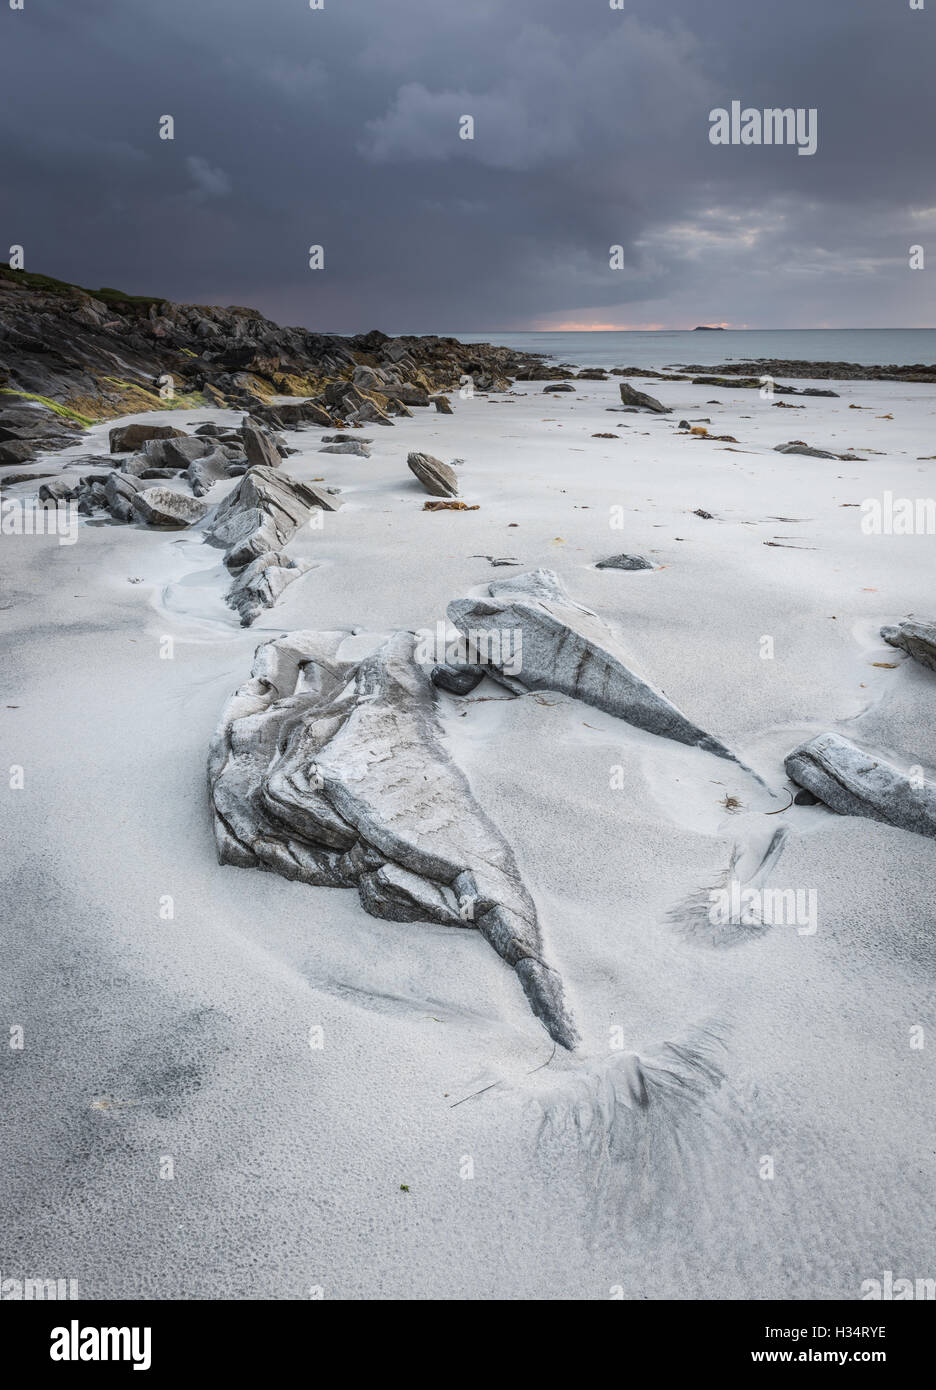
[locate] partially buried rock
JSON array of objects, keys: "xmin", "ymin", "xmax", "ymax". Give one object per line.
[
  {"xmin": 543, "ymin": 383, "xmax": 575, "ymax": 393},
  {"xmin": 319, "ymin": 441, "xmax": 371, "ymax": 457},
  {"xmin": 408, "ymin": 451, "xmax": 458, "ymax": 497},
  {"xmin": 619, "ymin": 382, "xmax": 671, "ymax": 414},
  {"xmin": 596, "ymin": 554, "xmax": 656, "ymax": 571},
  {"xmin": 104, "ymin": 472, "xmax": 144, "ymax": 522},
  {"xmin": 432, "ymin": 395, "xmax": 453, "ymax": 414},
  {"xmin": 447, "ymin": 569, "xmax": 741, "ymax": 762},
  {"xmin": 109, "ymin": 422, "xmax": 187, "ymax": 453},
  {"xmin": 774, "ymin": 441, "xmax": 839, "ymax": 459},
  {"xmin": 880, "ymin": 619, "xmax": 936, "ymax": 672},
  {"xmin": 785, "ymin": 732, "xmax": 936, "ymax": 839},
  {"xmin": 130, "ymin": 487, "xmax": 208, "ymax": 528}
]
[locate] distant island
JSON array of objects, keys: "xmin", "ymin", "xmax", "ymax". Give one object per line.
[{"xmin": 693, "ymin": 325, "xmax": 725, "ymax": 330}]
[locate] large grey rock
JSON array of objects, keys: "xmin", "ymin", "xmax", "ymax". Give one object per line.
[
  {"xmin": 785, "ymin": 732, "xmax": 936, "ymax": 839},
  {"xmin": 226, "ymin": 551, "xmax": 315, "ymax": 626},
  {"xmin": 103, "ymin": 471, "xmax": 144, "ymax": 522},
  {"xmin": 240, "ymin": 419, "xmax": 283, "ymax": 470},
  {"xmin": 774, "ymin": 442, "xmax": 839, "ymax": 459},
  {"xmin": 881, "ymin": 620, "xmax": 936, "ymax": 672},
  {"xmin": 141, "ymin": 435, "xmax": 214, "ymax": 469},
  {"xmin": 206, "ymin": 465, "xmax": 337, "ymax": 571},
  {"xmin": 130, "ymin": 487, "xmax": 208, "ymax": 528},
  {"xmin": 109, "ymin": 422, "xmax": 187, "ymax": 453},
  {"xmin": 619, "ymin": 382, "xmax": 671, "ymax": 413},
  {"xmin": 447, "ymin": 569, "xmax": 738, "ymax": 761},
  {"xmin": 185, "ymin": 449, "xmax": 234, "ymax": 497},
  {"xmin": 208, "ymin": 630, "xmax": 578, "ymax": 1048},
  {"xmin": 408, "ymin": 451, "xmax": 458, "ymax": 498},
  {"xmin": 432, "ymin": 395, "xmax": 453, "ymax": 414}
]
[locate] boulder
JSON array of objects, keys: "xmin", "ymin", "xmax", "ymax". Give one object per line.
[
  {"xmin": 103, "ymin": 471, "xmax": 144, "ymax": 522},
  {"xmin": 241, "ymin": 419, "xmax": 283, "ymax": 470},
  {"xmin": 432, "ymin": 395, "xmax": 453, "ymax": 414},
  {"xmin": 186, "ymin": 449, "xmax": 235, "ymax": 497},
  {"xmin": 109, "ymin": 422, "xmax": 187, "ymax": 453},
  {"xmin": 785, "ymin": 733, "xmax": 936, "ymax": 839},
  {"xmin": 205, "ymin": 464, "xmax": 339, "ymax": 571},
  {"xmin": 130, "ymin": 487, "xmax": 208, "ymax": 528},
  {"xmin": 141, "ymin": 434, "xmax": 214, "ymax": 469},
  {"xmin": 880, "ymin": 620, "xmax": 936, "ymax": 672},
  {"xmin": 226, "ymin": 551, "xmax": 315, "ymax": 627},
  {"xmin": 619, "ymin": 382, "xmax": 671, "ymax": 413},
  {"xmin": 408, "ymin": 451, "xmax": 458, "ymax": 498}
]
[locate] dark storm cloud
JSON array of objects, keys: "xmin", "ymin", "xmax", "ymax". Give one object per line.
[{"xmin": 1, "ymin": 0, "xmax": 933, "ymax": 329}]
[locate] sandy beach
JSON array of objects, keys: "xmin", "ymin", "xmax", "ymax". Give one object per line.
[{"xmin": 2, "ymin": 368, "xmax": 934, "ymax": 1300}]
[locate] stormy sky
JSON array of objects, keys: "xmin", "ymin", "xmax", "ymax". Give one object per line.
[{"xmin": 2, "ymin": 0, "xmax": 934, "ymax": 332}]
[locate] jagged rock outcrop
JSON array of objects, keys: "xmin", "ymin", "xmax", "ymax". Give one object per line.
[
  {"xmin": 0, "ymin": 267, "xmax": 548, "ymax": 462},
  {"xmin": 408, "ymin": 451, "xmax": 458, "ymax": 498},
  {"xmin": 208, "ymin": 629, "xmax": 579, "ymax": 1048},
  {"xmin": 881, "ymin": 620, "xmax": 936, "ymax": 672},
  {"xmin": 785, "ymin": 732, "xmax": 936, "ymax": 839},
  {"xmin": 241, "ymin": 418, "xmax": 283, "ymax": 470},
  {"xmin": 447, "ymin": 570, "xmax": 739, "ymax": 760},
  {"xmin": 204, "ymin": 464, "xmax": 339, "ymax": 623}
]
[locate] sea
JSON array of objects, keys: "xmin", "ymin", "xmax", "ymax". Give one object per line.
[{"xmin": 443, "ymin": 329, "xmax": 936, "ymax": 372}]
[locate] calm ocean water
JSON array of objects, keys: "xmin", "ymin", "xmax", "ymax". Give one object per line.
[{"xmin": 445, "ymin": 329, "xmax": 936, "ymax": 372}]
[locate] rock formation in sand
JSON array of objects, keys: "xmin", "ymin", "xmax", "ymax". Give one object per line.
[
  {"xmin": 208, "ymin": 629, "xmax": 579, "ymax": 1049},
  {"xmin": 785, "ymin": 732, "xmax": 936, "ymax": 839},
  {"xmin": 445, "ymin": 569, "xmax": 739, "ymax": 760},
  {"xmin": 618, "ymin": 382, "xmax": 671, "ymax": 413},
  {"xmin": 881, "ymin": 619, "xmax": 936, "ymax": 672},
  {"xmin": 408, "ymin": 451, "xmax": 459, "ymax": 497}
]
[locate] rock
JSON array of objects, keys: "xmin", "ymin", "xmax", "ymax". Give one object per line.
[
  {"xmin": 186, "ymin": 449, "xmax": 234, "ymax": 497},
  {"xmin": 109, "ymin": 422, "xmax": 187, "ymax": 453},
  {"xmin": 596, "ymin": 554, "xmax": 656, "ymax": 571},
  {"xmin": 693, "ymin": 509, "xmax": 715, "ymax": 519},
  {"xmin": 448, "ymin": 569, "xmax": 739, "ymax": 761},
  {"xmin": 619, "ymin": 382, "xmax": 671, "ymax": 414},
  {"xmin": 793, "ymin": 789, "xmax": 819, "ymax": 806},
  {"xmin": 319, "ymin": 441, "xmax": 371, "ymax": 457},
  {"xmin": 424, "ymin": 500, "xmax": 478, "ymax": 511},
  {"xmin": 575, "ymin": 369, "xmax": 608, "ymax": 380},
  {"xmin": 0, "ymin": 439, "xmax": 41, "ymax": 465},
  {"xmin": 193, "ymin": 423, "xmax": 226, "ymax": 437},
  {"xmin": 141, "ymin": 434, "xmax": 215, "ymax": 469},
  {"xmin": 226, "ymin": 551, "xmax": 315, "ymax": 626},
  {"xmin": 103, "ymin": 471, "xmax": 144, "ymax": 521},
  {"xmin": 543, "ymin": 383, "xmax": 575, "ymax": 393},
  {"xmin": 38, "ymin": 477, "xmax": 81, "ymax": 503},
  {"xmin": 785, "ymin": 732, "xmax": 936, "ymax": 839},
  {"xmin": 139, "ymin": 468, "xmax": 179, "ymax": 480},
  {"xmin": 408, "ymin": 451, "xmax": 458, "ymax": 498},
  {"xmin": 321, "ymin": 434, "xmax": 373, "ymax": 444},
  {"xmin": 430, "ymin": 665, "xmax": 485, "ymax": 695},
  {"xmin": 130, "ymin": 487, "xmax": 208, "ymax": 528},
  {"xmin": 880, "ymin": 620, "xmax": 936, "ymax": 672},
  {"xmin": 774, "ymin": 442, "xmax": 839, "ymax": 459},
  {"xmin": 208, "ymin": 629, "xmax": 579, "ymax": 1048},
  {"xmin": 432, "ymin": 395, "xmax": 453, "ymax": 413},
  {"xmin": 241, "ymin": 419, "xmax": 283, "ymax": 470},
  {"xmin": 206, "ymin": 464, "xmax": 339, "ymax": 571}
]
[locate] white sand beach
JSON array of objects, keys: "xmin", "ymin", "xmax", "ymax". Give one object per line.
[{"xmin": 2, "ymin": 372, "xmax": 934, "ymax": 1300}]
